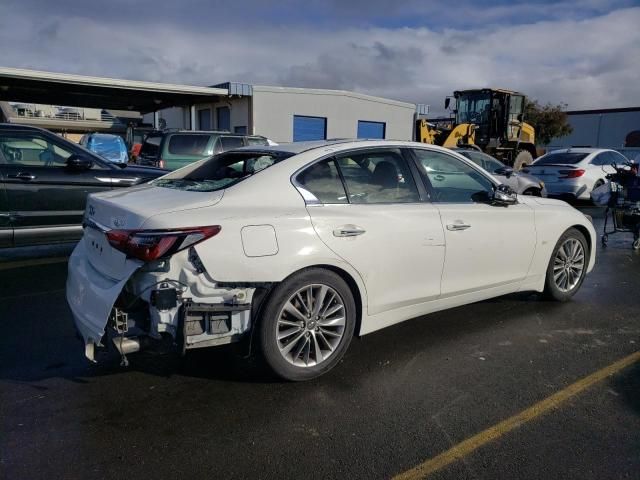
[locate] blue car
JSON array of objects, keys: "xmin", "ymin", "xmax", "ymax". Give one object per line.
[{"xmin": 80, "ymin": 133, "xmax": 129, "ymax": 164}]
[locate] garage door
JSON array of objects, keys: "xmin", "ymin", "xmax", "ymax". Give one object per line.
[
  {"xmin": 357, "ymin": 121, "xmax": 386, "ymax": 139},
  {"xmin": 293, "ymin": 115, "xmax": 327, "ymax": 142}
]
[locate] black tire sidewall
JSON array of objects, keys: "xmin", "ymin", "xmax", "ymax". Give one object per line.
[
  {"xmin": 258, "ymin": 268, "xmax": 356, "ymax": 381},
  {"xmin": 544, "ymin": 228, "xmax": 589, "ymax": 301}
]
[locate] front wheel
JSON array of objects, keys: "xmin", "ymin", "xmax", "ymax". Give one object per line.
[
  {"xmin": 544, "ymin": 228, "xmax": 589, "ymax": 301},
  {"xmin": 258, "ymin": 268, "xmax": 356, "ymax": 381}
]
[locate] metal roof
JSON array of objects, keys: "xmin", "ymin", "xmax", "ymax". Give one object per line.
[{"xmin": 0, "ymin": 67, "xmax": 228, "ymax": 114}]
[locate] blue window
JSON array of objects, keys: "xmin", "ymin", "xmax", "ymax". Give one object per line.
[
  {"xmin": 293, "ymin": 115, "xmax": 327, "ymax": 142},
  {"xmin": 357, "ymin": 121, "xmax": 386, "ymax": 139},
  {"xmin": 198, "ymin": 109, "xmax": 211, "ymax": 130}
]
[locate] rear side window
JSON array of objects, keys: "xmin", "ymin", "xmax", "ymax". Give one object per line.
[
  {"xmin": 535, "ymin": 152, "xmax": 588, "ymax": 165},
  {"xmin": 220, "ymin": 136, "xmax": 245, "ymax": 151},
  {"xmin": 140, "ymin": 135, "xmax": 162, "ymax": 157},
  {"xmin": 335, "ymin": 149, "xmax": 420, "ymax": 203},
  {"xmin": 247, "ymin": 136, "xmax": 269, "ymax": 146},
  {"xmin": 296, "ymin": 159, "xmax": 348, "ymax": 204},
  {"xmin": 167, "ymin": 134, "xmax": 210, "ymax": 155}
]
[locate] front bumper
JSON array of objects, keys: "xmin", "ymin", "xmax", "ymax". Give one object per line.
[{"xmin": 66, "ymin": 240, "xmax": 141, "ymax": 360}]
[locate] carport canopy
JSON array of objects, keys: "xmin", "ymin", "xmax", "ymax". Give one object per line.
[{"xmin": 0, "ymin": 67, "xmax": 228, "ymax": 114}]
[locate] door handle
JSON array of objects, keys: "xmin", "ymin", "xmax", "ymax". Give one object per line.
[
  {"xmin": 333, "ymin": 226, "xmax": 366, "ymax": 237},
  {"xmin": 446, "ymin": 223, "xmax": 471, "ymax": 231},
  {"xmin": 8, "ymin": 172, "xmax": 36, "ymax": 181}
]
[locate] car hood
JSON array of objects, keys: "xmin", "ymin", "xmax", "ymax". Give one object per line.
[{"xmin": 85, "ymin": 184, "xmax": 224, "ymax": 231}]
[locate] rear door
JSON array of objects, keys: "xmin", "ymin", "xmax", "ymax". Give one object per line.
[
  {"xmin": 298, "ymin": 147, "xmax": 445, "ymax": 316},
  {"xmin": 0, "ymin": 130, "xmax": 113, "ymax": 245}
]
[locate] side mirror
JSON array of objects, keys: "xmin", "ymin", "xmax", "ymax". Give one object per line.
[
  {"xmin": 66, "ymin": 154, "xmax": 93, "ymax": 171},
  {"xmin": 445, "ymin": 98, "xmax": 451, "ymax": 110},
  {"xmin": 492, "ymin": 184, "xmax": 518, "ymax": 206},
  {"xmin": 495, "ymin": 166, "xmax": 514, "ymax": 178}
]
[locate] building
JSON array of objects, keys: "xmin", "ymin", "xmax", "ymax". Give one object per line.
[
  {"xmin": 0, "ymin": 68, "xmax": 421, "ymax": 144},
  {"xmin": 547, "ymin": 107, "xmax": 640, "ymax": 160},
  {"xmin": 145, "ymin": 83, "xmax": 419, "ymax": 143}
]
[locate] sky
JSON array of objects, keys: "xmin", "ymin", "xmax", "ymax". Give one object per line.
[{"xmin": 0, "ymin": 0, "xmax": 638, "ymax": 114}]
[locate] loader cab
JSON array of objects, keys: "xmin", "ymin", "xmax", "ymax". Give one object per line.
[{"xmin": 453, "ymin": 89, "xmax": 525, "ymax": 149}]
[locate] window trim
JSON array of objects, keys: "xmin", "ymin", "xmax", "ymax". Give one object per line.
[{"xmin": 407, "ymin": 147, "xmax": 499, "ymax": 204}]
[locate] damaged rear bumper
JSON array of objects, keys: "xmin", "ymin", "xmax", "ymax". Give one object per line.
[{"xmin": 66, "ymin": 239, "xmax": 258, "ymax": 363}]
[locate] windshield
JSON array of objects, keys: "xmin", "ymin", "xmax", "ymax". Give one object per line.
[
  {"xmin": 534, "ymin": 152, "xmax": 589, "ymax": 165},
  {"xmin": 152, "ymin": 150, "xmax": 293, "ymax": 192},
  {"xmin": 456, "ymin": 92, "xmax": 491, "ymax": 125}
]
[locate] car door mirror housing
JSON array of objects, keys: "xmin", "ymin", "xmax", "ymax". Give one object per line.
[
  {"xmin": 492, "ymin": 184, "xmax": 518, "ymax": 206},
  {"xmin": 495, "ymin": 166, "xmax": 514, "ymax": 178},
  {"xmin": 66, "ymin": 154, "xmax": 93, "ymax": 171}
]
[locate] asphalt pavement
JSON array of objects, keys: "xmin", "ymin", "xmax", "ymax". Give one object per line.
[{"xmin": 1, "ymin": 206, "xmax": 638, "ymax": 480}]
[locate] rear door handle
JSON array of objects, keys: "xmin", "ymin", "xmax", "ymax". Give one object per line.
[
  {"xmin": 8, "ymin": 172, "xmax": 36, "ymax": 181},
  {"xmin": 446, "ymin": 223, "xmax": 471, "ymax": 231},
  {"xmin": 333, "ymin": 226, "xmax": 366, "ymax": 237}
]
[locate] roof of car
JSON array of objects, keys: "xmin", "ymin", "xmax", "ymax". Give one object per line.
[
  {"xmin": 546, "ymin": 147, "xmax": 611, "ymax": 154},
  {"xmin": 0, "ymin": 123, "xmax": 49, "ymax": 132},
  {"xmin": 232, "ymin": 139, "xmax": 375, "ymax": 155}
]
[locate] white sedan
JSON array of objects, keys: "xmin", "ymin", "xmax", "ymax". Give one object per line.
[
  {"xmin": 525, "ymin": 148, "xmax": 628, "ymax": 200},
  {"xmin": 67, "ymin": 140, "xmax": 596, "ymax": 380}
]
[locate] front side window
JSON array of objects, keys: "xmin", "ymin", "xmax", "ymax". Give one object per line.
[
  {"xmin": 0, "ymin": 134, "xmax": 74, "ymax": 167},
  {"xmin": 413, "ymin": 149, "xmax": 495, "ymax": 203},
  {"xmin": 335, "ymin": 149, "xmax": 420, "ymax": 204},
  {"xmin": 296, "ymin": 159, "xmax": 347, "ymax": 204}
]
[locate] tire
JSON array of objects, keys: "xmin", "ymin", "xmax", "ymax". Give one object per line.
[
  {"xmin": 513, "ymin": 150, "xmax": 533, "ymax": 171},
  {"xmin": 522, "ymin": 187, "xmax": 541, "ymax": 196},
  {"xmin": 543, "ymin": 228, "xmax": 589, "ymax": 301},
  {"xmin": 258, "ymin": 268, "xmax": 356, "ymax": 381}
]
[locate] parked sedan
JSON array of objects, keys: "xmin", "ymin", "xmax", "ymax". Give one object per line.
[
  {"xmin": 525, "ymin": 148, "xmax": 627, "ymax": 200},
  {"xmin": 0, "ymin": 124, "xmax": 167, "ymax": 247},
  {"xmin": 453, "ymin": 148, "xmax": 546, "ymax": 196},
  {"xmin": 67, "ymin": 140, "xmax": 596, "ymax": 380}
]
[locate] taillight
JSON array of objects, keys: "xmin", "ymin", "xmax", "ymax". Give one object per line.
[
  {"xmin": 158, "ymin": 158, "xmax": 165, "ymax": 169},
  {"xmin": 558, "ymin": 169, "xmax": 585, "ymax": 179},
  {"xmin": 106, "ymin": 225, "xmax": 221, "ymax": 262}
]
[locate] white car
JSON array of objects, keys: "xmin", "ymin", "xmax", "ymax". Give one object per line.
[
  {"xmin": 67, "ymin": 140, "xmax": 596, "ymax": 381},
  {"xmin": 525, "ymin": 148, "xmax": 628, "ymax": 200}
]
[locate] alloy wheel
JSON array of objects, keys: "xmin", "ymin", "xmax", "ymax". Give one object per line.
[
  {"xmin": 553, "ymin": 238, "xmax": 585, "ymax": 292},
  {"xmin": 276, "ymin": 284, "xmax": 346, "ymax": 367}
]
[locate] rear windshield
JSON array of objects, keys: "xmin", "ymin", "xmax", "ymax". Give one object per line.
[
  {"xmin": 152, "ymin": 151, "xmax": 293, "ymax": 192},
  {"xmin": 140, "ymin": 135, "xmax": 162, "ymax": 157},
  {"xmin": 167, "ymin": 134, "xmax": 211, "ymax": 155},
  {"xmin": 534, "ymin": 152, "xmax": 589, "ymax": 165}
]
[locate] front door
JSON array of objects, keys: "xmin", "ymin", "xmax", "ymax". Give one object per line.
[
  {"xmin": 0, "ymin": 131, "xmax": 111, "ymax": 245},
  {"xmin": 411, "ymin": 148, "xmax": 536, "ymax": 296},
  {"xmin": 296, "ymin": 148, "xmax": 446, "ymax": 316}
]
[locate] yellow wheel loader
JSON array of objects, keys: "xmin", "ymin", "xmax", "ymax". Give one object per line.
[{"xmin": 417, "ymin": 88, "xmax": 537, "ymax": 170}]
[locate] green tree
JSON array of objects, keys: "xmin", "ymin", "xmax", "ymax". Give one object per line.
[{"xmin": 524, "ymin": 100, "xmax": 573, "ymax": 146}]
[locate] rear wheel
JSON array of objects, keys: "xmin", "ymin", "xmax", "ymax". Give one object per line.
[
  {"xmin": 544, "ymin": 228, "xmax": 589, "ymax": 301},
  {"xmin": 513, "ymin": 150, "xmax": 533, "ymax": 171},
  {"xmin": 258, "ymin": 268, "xmax": 356, "ymax": 381}
]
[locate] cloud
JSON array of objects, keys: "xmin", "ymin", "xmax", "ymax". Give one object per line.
[{"xmin": 0, "ymin": 1, "xmax": 638, "ymax": 114}]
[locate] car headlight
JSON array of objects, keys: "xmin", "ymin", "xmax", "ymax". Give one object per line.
[{"xmin": 584, "ymin": 214, "xmax": 593, "ymax": 223}]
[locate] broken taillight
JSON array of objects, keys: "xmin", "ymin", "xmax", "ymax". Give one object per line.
[{"xmin": 106, "ymin": 225, "xmax": 221, "ymax": 262}]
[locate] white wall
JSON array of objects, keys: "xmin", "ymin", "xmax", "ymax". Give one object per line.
[{"xmin": 251, "ymin": 86, "xmax": 416, "ymax": 143}]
